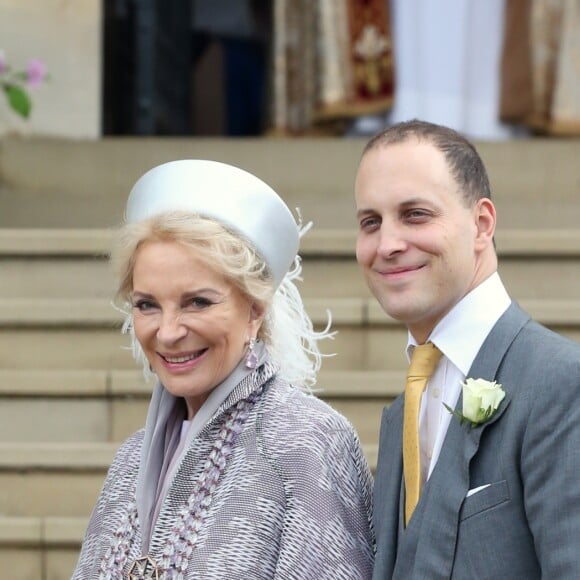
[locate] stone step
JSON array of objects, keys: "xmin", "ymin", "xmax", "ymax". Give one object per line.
[
  {"xmin": 0, "ymin": 296, "xmax": 405, "ymax": 373},
  {"xmin": 2, "ymin": 296, "xmax": 580, "ymax": 330},
  {"xmin": 1, "ymin": 298, "xmax": 580, "ymax": 372},
  {"xmin": 4, "ymin": 227, "xmax": 580, "ymax": 255},
  {"xmin": 0, "ymin": 443, "xmax": 117, "ymax": 519},
  {"xmin": 0, "ymin": 297, "xmax": 372, "ymax": 328},
  {"xmin": 4, "ymin": 252, "xmax": 580, "ymax": 301},
  {"xmin": 1, "ymin": 325, "xmax": 415, "ymax": 373},
  {"xmin": 0, "ymin": 516, "xmax": 83, "ymax": 580},
  {"xmin": 0, "ymin": 368, "xmax": 402, "ymax": 398},
  {"xmin": 2, "ymin": 229, "xmax": 580, "ymax": 300},
  {"xmin": 0, "ymin": 369, "xmax": 399, "ymax": 445},
  {"xmin": 1, "ymin": 137, "xmax": 580, "ymax": 229},
  {"xmin": 3, "ymin": 227, "xmax": 580, "ymax": 255},
  {"xmin": 0, "ymin": 442, "xmax": 379, "ymax": 519}
]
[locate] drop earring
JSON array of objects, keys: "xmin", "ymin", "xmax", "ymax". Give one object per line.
[{"xmin": 245, "ymin": 337, "xmax": 258, "ymax": 369}]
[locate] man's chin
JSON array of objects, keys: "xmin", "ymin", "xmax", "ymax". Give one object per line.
[
  {"xmin": 379, "ymin": 303, "xmax": 414, "ymax": 324},
  {"xmin": 379, "ymin": 301, "xmax": 433, "ymax": 332},
  {"xmin": 374, "ymin": 295, "xmax": 415, "ymax": 321}
]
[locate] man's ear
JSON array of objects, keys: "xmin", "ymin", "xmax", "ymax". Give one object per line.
[{"xmin": 474, "ymin": 198, "xmax": 496, "ymax": 250}]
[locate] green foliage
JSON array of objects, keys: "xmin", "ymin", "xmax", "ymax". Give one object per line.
[
  {"xmin": 1, "ymin": 52, "xmax": 47, "ymax": 120},
  {"xmin": 2, "ymin": 83, "xmax": 32, "ymax": 118}
]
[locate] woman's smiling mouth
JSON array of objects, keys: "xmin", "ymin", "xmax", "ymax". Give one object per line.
[{"xmin": 159, "ymin": 349, "xmax": 208, "ymax": 365}]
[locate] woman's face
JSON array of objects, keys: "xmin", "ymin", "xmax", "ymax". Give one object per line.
[{"xmin": 131, "ymin": 240, "xmax": 264, "ymax": 418}]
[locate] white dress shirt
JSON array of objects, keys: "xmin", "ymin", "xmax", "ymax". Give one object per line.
[{"xmin": 406, "ymin": 272, "xmax": 511, "ymax": 483}]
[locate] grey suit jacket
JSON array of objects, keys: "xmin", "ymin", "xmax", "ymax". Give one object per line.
[{"xmin": 373, "ymin": 302, "xmax": 580, "ymax": 579}]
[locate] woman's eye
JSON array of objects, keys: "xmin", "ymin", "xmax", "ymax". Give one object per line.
[
  {"xmin": 133, "ymin": 299, "xmax": 157, "ymax": 312},
  {"xmin": 188, "ymin": 297, "xmax": 214, "ymax": 309}
]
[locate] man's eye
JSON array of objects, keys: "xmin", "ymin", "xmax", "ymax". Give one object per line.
[
  {"xmin": 360, "ymin": 216, "xmax": 380, "ymax": 230},
  {"xmin": 405, "ymin": 209, "xmax": 430, "ymax": 220}
]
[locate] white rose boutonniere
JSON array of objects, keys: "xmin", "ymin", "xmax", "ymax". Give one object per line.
[{"xmin": 444, "ymin": 378, "xmax": 506, "ymax": 428}]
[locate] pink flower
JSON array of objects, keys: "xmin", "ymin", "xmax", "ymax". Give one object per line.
[
  {"xmin": 26, "ymin": 58, "xmax": 46, "ymax": 87},
  {"xmin": 0, "ymin": 50, "xmax": 6, "ymax": 75}
]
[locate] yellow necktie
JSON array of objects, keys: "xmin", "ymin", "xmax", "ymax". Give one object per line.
[{"xmin": 403, "ymin": 342, "xmax": 442, "ymax": 525}]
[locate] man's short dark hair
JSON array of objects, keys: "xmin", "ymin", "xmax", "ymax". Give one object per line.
[{"xmin": 363, "ymin": 119, "xmax": 492, "ymax": 205}]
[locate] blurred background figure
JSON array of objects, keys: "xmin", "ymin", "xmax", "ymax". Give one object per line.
[
  {"xmin": 348, "ymin": 0, "xmax": 580, "ymax": 139},
  {"xmin": 1, "ymin": 0, "xmax": 579, "ymax": 139},
  {"xmin": 190, "ymin": 0, "xmax": 270, "ymax": 135}
]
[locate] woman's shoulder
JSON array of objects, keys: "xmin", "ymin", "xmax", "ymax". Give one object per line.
[
  {"xmin": 256, "ymin": 377, "xmax": 371, "ymax": 488},
  {"xmin": 259, "ymin": 377, "xmax": 357, "ymax": 442},
  {"xmin": 109, "ymin": 428, "xmax": 145, "ymax": 471}
]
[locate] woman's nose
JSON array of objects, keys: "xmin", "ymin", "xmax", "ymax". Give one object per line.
[{"xmin": 156, "ymin": 312, "xmax": 188, "ymax": 344}]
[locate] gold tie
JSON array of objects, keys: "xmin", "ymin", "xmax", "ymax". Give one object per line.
[{"xmin": 403, "ymin": 342, "xmax": 442, "ymax": 525}]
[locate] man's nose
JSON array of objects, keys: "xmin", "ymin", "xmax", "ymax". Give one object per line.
[{"xmin": 377, "ymin": 225, "xmax": 407, "ymax": 258}]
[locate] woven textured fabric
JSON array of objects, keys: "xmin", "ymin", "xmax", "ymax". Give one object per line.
[
  {"xmin": 72, "ymin": 363, "xmax": 374, "ymax": 579},
  {"xmin": 403, "ymin": 343, "xmax": 442, "ymax": 525}
]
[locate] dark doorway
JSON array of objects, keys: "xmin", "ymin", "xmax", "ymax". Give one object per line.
[{"xmin": 102, "ymin": 0, "xmax": 271, "ymax": 136}]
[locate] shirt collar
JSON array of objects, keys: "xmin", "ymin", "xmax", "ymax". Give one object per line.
[{"xmin": 407, "ymin": 272, "xmax": 511, "ymax": 375}]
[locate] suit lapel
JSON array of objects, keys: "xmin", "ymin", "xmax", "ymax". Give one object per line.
[
  {"xmin": 402, "ymin": 302, "xmax": 529, "ymax": 577},
  {"xmin": 463, "ymin": 301, "xmax": 529, "ymax": 440},
  {"xmin": 457, "ymin": 302, "xmax": 530, "ymax": 460},
  {"xmin": 373, "ymin": 397, "xmax": 404, "ymax": 579},
  {"xmin": 467, "ymin": 302, "xmax": 528, "ymax": 380}
]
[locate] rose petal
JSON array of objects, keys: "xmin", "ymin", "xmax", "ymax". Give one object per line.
[{"xmin": 462, "ymin": 378, "xmax": 505, "ymax": 423}]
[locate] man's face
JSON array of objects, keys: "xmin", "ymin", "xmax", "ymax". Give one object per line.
[{"xmin": 355, "ymin": 140, "xmax": 490, "ymax": 343}]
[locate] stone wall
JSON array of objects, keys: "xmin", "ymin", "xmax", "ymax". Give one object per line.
[{"xmin": 0, "ymin": 0, "xmax": 101, "ymax": 138}]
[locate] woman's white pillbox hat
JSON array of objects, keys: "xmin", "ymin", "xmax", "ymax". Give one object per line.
[{"xmin": 125, "ymin": 159, "xmax": 300, "ymax": 289}]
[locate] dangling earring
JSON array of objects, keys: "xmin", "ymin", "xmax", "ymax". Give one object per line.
[{"xmin": 245, "ymin": 337, "xmax": 258, "ymax": 369}]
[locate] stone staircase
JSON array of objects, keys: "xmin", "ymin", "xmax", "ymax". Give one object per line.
[{"xmin": 1, "ymin": 136, "xmax": 580, "ymax": 579}]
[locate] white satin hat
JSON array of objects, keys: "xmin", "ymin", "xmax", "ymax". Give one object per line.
[{"xmin": 125, "ymin": 159, "xmax": 300, "ymax": 289}]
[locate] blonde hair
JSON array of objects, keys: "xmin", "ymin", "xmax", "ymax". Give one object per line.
[{"xmin": 112, "ymin": 211, "xmax": 332, "ymax": 391}]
